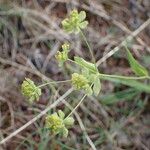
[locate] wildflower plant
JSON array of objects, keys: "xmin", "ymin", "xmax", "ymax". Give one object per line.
[{"xmin": 20, "ymin": 9, "xmax": 150, "ymax": 142}]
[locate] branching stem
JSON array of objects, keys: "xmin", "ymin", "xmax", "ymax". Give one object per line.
[
  {"xmin": 68, "ymin": 58, "xmax": 150, "ymax": 80},
  {"xmin": 38, "ymin": 80, "xmax": 71, "ymax": 88},
  {"xmin": 99, "ymin": 74, "xmax": 150, "ymax": 80}
]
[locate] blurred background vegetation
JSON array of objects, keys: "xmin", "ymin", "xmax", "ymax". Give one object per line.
[{"xmin": 0, "ymin": 0, "xmax": 150, "ymax": 150}]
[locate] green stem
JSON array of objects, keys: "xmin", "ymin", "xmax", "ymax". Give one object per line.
[
  {"xmin": 80, "ymin": 30, "xmax": 96, "ymax": 64},
  {"xmin": 67, "ymin": 94, "xmax": 87, "ymax": 117},
  {"xmin": 99, "ymin": 74, "xmax": 150, "ymax": 80},
  {"xmin": 68, "ymin": 59, "xmax": 75, "ymax": 64},
  {"xmin": 69, "ymin": 58, "xmax": 150, "ymax": 80},
  {"xmin": 38, "ymin": 80, "xmax": 71, "ymax": 88},
  {"xmin": 66, "ymin": 83, "xmax": 93, "ymax": 118}
]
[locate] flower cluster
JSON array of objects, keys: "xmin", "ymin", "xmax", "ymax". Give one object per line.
[
  {"xmin": 71, "ymin": 73, "xmax": 92, "ymax": 95},
  {"xmin": 55, "ymin": 43, "xmax": 70, "ymax": 66},
  {"xmin": 45, "ymin": 110, "xmax": 74, "ymax": 137},
  {"xmin": 21, "ymin": 78, "xmax": 41, "ymax": 103},
  {"xmin": 62, "ymin": 9, "xmax": 88, "ymax": 34}
]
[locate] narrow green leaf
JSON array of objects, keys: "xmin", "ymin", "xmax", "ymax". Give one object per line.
[
  {"xmin": 126, "ymin": 47, "xmax": 148, "ymax": 76},
  {"xmin": 100, "ymin": 88, "xmax": 139, "ymax": 105},
  {"xmin": 93, "ymin": 77, "xmax": 101, "ymax": 96},
  {"xmin": 74, "ymin": 56, "xmax": 97, "ymax": 73},
  {"xmin": 100, "ymin": 76, "xmax": 150, "ymax": 93}
]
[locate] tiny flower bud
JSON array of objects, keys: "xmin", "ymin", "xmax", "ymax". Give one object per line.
[
  {"xmin": 55, "ymin": 51, "xmax": 68, "ymax": 62},
  {"xmin": 62, "ymin": 43, "xmax": 70, "ymax": 52},
  {"xmin": 55, "ymin": 43, "xmax": 70, "ymax": 66},
  {"xmin": 21, "ymin": 78, "xmax": 41, "ymax": 103}
]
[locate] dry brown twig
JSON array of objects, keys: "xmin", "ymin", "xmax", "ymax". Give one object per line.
[
  {"xmin": 0, "ymin": 57, "xmax": 50, "ymax": 82},
  {"xmin": 96, "ymin": 18, "xmax": 150, "ymax": 66}
]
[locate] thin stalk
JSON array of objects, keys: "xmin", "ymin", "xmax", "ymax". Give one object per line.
[
  {"xmin": 99, "ymin": 73, "xmax": 150, "ymax": 80},
  {"xmin": 38, "ymin": 80, "xmax": 71, "ymax": 88},
  {"xmin": 67, "ymin": 94, "xmax": 87, "ymax": 118},
  {"xmin": 80, "ymin": 30, "xmax": 96, "ymax": 64},
  {"xmin": 68, "ymin": 59, "xmax": 75, "ymax": 64},
  {"xmin": 68, "ymin": 59, "xmax": 150, "ymax": 81}
]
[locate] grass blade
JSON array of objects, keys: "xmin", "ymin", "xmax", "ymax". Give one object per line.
[
  {"xmin": 125, "ymin": 46, "xmax": 148, "ymax": 76},
  {"xmin": 100, "ymin": 88, "xmax": 139, "ymax": 105}
]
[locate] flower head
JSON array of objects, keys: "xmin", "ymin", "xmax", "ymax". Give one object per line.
[
  {"xmin": 71, "ymin": 73, "xmax": 92, "ymax": 95},
  {"xmin": 45, "ymin": 113, "xmax": 64, "ymax": 134},
  {"xmin": 21, "ymin": 78, "xmax": 41, "ymax": 103},
  {"xmin": 71, "ymin": 73, "xmax": 88, "ymax": 90},
  {"xmin": 62, "ymin": 9, "xmax": 88, "ymax": 34},
  {"xmin": 55, "ymin": 43, "xmax": 70, "ymax": 66},
  {"xmin": 45, "ymin": 110, "xmax": 74, "ymax": 137}
]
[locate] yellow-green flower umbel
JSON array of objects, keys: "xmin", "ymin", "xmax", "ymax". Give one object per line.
[
  {"xmin": 55, "ymin": 43, "xmax": 70, "ymax": 66},
  {"xmin": 21, "ymin": 78, "xmax": 41, "ymax": 103},
  {"xmin": 71, "ymin": 73, "xmax": 92, "ymax": 95},
  {"xmin": 62, "ymin": 9, "xmax": 88, "ymax": 34},
  {"xmin": 45, "ymin": 110, "xmax": 74, "ymax": 137}
]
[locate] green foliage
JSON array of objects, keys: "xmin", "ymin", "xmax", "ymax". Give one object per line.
[
  {"xmin": 21, "ymin": 78, "xmax": 41, "ymax": 103},
  {"xmin": 100, "ymin": 76, "xmax": 150, "ymax": 93},
  {"xmin": 126, "ymin": 46, "xmax": 148, "ymax": 76},
  {"xmin": 62, "ymin": 9, "xmax": 88, "ymax": 34},
  {"xmin": 100, "ymin": 88, "xmax": 139, "ymax": 105},
  {"xmin": 74, "ymin": 57, "xmax": 101, "ymax": 96},
  {"xmin": 74, "ymin": 56, "xmax": 97, "ymax": 73},
  {"xmin": 45, "ymin": 110, "xmax": 74, "ymax": 137}
]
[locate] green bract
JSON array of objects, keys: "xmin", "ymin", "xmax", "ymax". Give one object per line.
[
  {"xmin": 74, "ymin": 56, "xmax": 98, "ymax": 74},
  {"xmin": 55, "ymin": 43, "xmax": 70, "ymax": 66},
  {"xmin": 21, "ymin": 78, "xmax": 41, "ymax": 103},
  {"xmin": 73, "ymin": 57, "xmax": 101, "ymax": 96},
  {"xmin": 45, "ymin": 110, "xmax": 74, "ymax": 137},
  {"xmin": 62, "ymin": 9, "xmax": 88, "ymax": 34}
]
